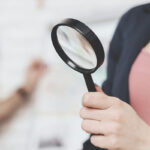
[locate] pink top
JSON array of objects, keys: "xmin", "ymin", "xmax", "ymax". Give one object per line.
[{"xmin": 129, "ymin": 48, "xmax": 150, "ymax": 125}]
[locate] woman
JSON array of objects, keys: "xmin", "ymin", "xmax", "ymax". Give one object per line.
[
  {"xmin": 0, "ymin": 59, "xmax": 46, "ymax": 122},
  {"xmin": 80, "ymin": 3, "xmax": 150, "ymax": 150}
]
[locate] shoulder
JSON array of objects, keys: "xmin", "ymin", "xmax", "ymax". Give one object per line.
[
  {"xmin": 122, "ymin": 3, "xmax": 150, "ymax": 19},
  {"xmin": 127, "ymin": 3, "xmax": 150, "ymax": 13},
  {"xmin": 118, "ymin": 3, "xmax": 150, "ymax": 29}
]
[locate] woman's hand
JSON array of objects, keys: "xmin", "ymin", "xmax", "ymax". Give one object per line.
[{"xmin": 80, "ymin": 89, "xmax": 150, "ymax": 150}]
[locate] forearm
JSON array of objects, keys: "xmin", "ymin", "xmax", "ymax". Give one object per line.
[{"xmin": 0, "ymin": 88, "xmax": 29, "ymax": 122}]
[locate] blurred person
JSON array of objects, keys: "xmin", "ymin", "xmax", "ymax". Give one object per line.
[
  {"xmin": 80, "ymin": 3, "xmax": 150, "ymax": 150},
  {"xmin": 0, "ymin": 59, "xmax": 46, "ymax": 123}
]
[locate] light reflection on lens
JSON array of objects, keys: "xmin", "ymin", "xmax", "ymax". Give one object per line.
[{"xmin": 57, "ymin": 26, "xmax": 97, "ymax": 69}]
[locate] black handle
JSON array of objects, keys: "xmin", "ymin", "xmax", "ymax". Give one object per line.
[
  {"xmin": 83, "ymin": 74, "xmax": 96, "ymax": 92},
  {"xmin": 83, "ymin": 74, "xmax": 106, "ymax": 150}
]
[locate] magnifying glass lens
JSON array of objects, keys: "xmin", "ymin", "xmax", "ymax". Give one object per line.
[
  {"xmin": 51, "ymin": 18, "xmax": 105, "ymax": 92},
  {"xmin": 57, "ymin": 26, "xmax": 97, "ymax": 69}
]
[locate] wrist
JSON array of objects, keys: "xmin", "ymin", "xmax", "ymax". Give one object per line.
[
  {"xmin": 23, "ymin": 80, "xmax": 36, "ymax": 94},
  {"xmin": 16, "ymin": 87, "xmax": 30, "ymax": 100}
]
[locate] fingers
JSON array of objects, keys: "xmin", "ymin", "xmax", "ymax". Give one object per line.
[
  {"xmin": 81, "ymin": 91, "xmax": 125, "ymax": 149},
  {"xmin": 82, "ymin": 120, "xmax": 104, "ymax": 134},
  {"xmin": 82, "ymin": 92, "xmax": 113, "ymax": 109},
  {"xmin": 80, "ymin": 107, "xmax": 108, "ymax": 121},
  {"xmin": 91, "ymin": 135, "xmax": 116, "ymax": 149},
  {"xmin": 91, "ymin": 134, "xmax": 122, "ymax": 149},
  {"xmin": 81, "ymin": 118, "xmax": 121, "ymax": 135},
  {"xmin": 82, "ymin": 119, "xmax": 115, "ymax": 135},
  {"xmin": 91, "ymin": 135, "xmax": 108, "ymax": 149}
]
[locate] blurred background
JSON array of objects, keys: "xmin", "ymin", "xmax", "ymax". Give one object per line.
[{"xmin": 0, "ymin": 0, "xmax": 149, "ymax": 150}]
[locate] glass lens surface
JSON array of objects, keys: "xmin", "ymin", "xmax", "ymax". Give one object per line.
[{"xmin": 57, "ymin": 26, "xmax": 97, "ymax": 69}]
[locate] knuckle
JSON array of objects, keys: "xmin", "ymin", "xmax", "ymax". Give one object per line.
[
  {"xmin": 80, "ymin": 107, "xmax": 87, "ymax": 118},
  {"xmin": 109, "ymin": 135, "xmax": 120, "ymax": 149},
  {"xmin": 82, "ymin": 93, "xmax": 90, "ymax": 106},
  {"xmin": 90, "ymin": 136, "xmax": 96, "ymax": 145},
  {"xmin": 81, "ymin": 120, "xmax": 88, "ymax": 131},
  {"xmin": 112, "ymin": 123, "xmax": 122, "ymax": 134},
  {"xmin": 79, "ymin": 108, "xmax": 83, "ymax": 118},
  {"xmin": 114, "ymin": 98, "xmax": 124, "ymax": 107},
  {"xmin": 113, "ymin": 110, "xmax": 123, "ymax": 122}
]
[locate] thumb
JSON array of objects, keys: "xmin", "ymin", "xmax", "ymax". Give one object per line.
[{"xmin": 95, "ymin": 84, "xmax": 103, "ymax": 92}]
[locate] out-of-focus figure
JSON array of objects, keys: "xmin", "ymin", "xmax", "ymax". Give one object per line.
[{"xmin": 0, "ymin": 59, "xmax": 46, "ymax": 123}]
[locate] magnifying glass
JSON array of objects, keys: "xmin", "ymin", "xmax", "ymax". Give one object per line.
[{"xmin": 51, "ymin": 18, "xmax": 104, "ymax": 92}]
